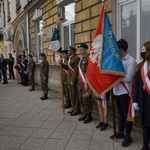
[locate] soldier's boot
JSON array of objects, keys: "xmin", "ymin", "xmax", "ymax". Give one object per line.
[
  {"xmin": 29, "ymin": 86, "xmax": 35, "ymax": 91},
  {"xmin": 78, "ymin": 113, "xmax": 87, "ymax": 121},
  {"xmin": 83, "ymin": 112, "xmax": 93, "ymax": 124},
  {"xmin": 41, "ymin": 93, "xmax": 48, "ymax": 100},
  {"xmin": 64, "ymin": 101, "xmax": 71, "ymax": 109}
]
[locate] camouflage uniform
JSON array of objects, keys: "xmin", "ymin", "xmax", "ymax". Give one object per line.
[
  {"xmin": 62, "ymin": 58, "xmax": 70, "ymax": 105},
  {"xmin": 40, "ymin": 60, "xmax": 49, "ymax": 94},
  {"xmin": 27, "ymin": 60, "xmax": 35, "ymax": 87},
  {"xmin": 78, "ymin": 54, "xmax": 92, "ymax": 114}
]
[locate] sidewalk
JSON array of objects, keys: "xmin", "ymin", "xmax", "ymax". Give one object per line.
[{"xmin": 0, "ymin": 80, "xmax": 142, "ymax": 150}]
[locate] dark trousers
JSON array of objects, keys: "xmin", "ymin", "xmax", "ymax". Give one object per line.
[
  {"xmin": 142, "ymin": 126, "xmax": 150, "ymax": 150},
  {"xmin": 115, "ymin": 94, "xmax": 132, "ymax": 137},
  {"xmin": 9, "ymin": 66, "xmax": 15, "ymax": 79},
  {"xmin": 2, "ymin": 69, "xmax": 8, "ymax": 83}
]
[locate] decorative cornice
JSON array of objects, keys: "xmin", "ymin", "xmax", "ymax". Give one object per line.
[{"xmin": 24, "ymin": 0, "xmax": 47, "ymax": 13}]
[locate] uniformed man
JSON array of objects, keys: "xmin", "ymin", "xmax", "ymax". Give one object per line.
[
  {"xmin": 8, "ymin": 53, "xmax": 15, "ymax": 80},
  {"xmin": 67, "ymin": 46, "xmax": 80, "ymax": 116},
  {"xmin": 40, "ymin": 53, "xmax": 49, "ymax": 100},
  {"xmin": 27, "ymin": 54, "xmax": 35, "ymax": 91},
  {"xmin": 62, "ymin": 50, "xmax": 71, "ymax": 109},
  {"xmin": 78, "ymin": 43, "xmax": 93, "ymax": 123}
]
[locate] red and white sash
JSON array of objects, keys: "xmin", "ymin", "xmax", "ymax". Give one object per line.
[
  {"xmin": 68, "ymin": 56, "xmax": 74, "ymax": 73},
  {"xmin": 62, "ymin": 58, "xmax": 68, "ymax": 76},
  {"xmin": 141, "ymin": 61, "xmax": 150, "ymax": 95},
  {"xmin": 121, "ymin": 82, "xmax": 135, "ymax": 122},
  {"xmin": 78, "ymin": 59, "xmax": 88, "ymax": 95}
]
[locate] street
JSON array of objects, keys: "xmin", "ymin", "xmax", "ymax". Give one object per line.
[{"xmin": 0, "ymin": 80, "xmax": 142, "ymax": 150}]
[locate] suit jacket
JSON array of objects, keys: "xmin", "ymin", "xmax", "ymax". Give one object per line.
[
  {"xmin": 0, "ymin": 59, "xmax": 7, "ymax": 70},
  {"xmin": 133, "ymin": 69, "xmax": 150, "ymax": 126}
]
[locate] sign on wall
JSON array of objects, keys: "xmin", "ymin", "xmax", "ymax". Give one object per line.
[{"xmin": 46, "ymin": 26, "xmax": 53, "ymax": 39}]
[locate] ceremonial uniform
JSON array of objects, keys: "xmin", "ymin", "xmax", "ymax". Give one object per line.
[
  {"xmin": 40, "ymin": 55, "xmax": 49, "ymax": 99},
  {"xmin": 78, "ymin": 43, "xmax": 93, "ymax": 123},
  {"xmin": 27, "ymin": 56, "xmax": 35, "ymax": 91},
  {"xmin": 21, "ymin": 58, "xmax": 28, "ymax": 86},
  {"xmin": 62, "ymin": 57, "xmax": 71, "ymax": 108},
  {"xmin": 68, "ymin": 54, "xmax": 80, "ymax": 115}
]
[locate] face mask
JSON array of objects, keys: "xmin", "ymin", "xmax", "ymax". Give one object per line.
[{"xmin": 141, "ymin": 51, "xmax": 146, "ymax": 59}]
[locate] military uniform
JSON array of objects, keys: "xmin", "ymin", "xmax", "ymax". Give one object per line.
[
  {"xmin": 62, "ymin": 57, "xmax": 71, "ymax": 108},
  {"xmin": 40, "ymin": 54, "xmax": 49, "ymax": 100},
  {"xmin": 68, "ymin": 54, "xmax": 80, "ymax": 115},
  {"xmin": 27, "ymin": 58, "xmax": 35, "ymax": 91},
  {"xmin": 78, "ymin": 43, "xmax": 93, "ymax": 123}
]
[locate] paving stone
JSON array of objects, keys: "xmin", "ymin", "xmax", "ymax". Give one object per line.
[
  {"xmin": 47, "ymin": 114, "xmax": 65, "ymax": 122},
  {"xmin": 41, "ymin": 139, "xmax": 68, "ymax": 150},
  {"xmin": 24, "ymin": 120, "xmax": 45, "ymax": 128},
  {"xmin": 21, "ymin": 137, "xmax": 47, "ymax": 150},
  {"xmin": 0, "ymin": 136, "xmax": 27, "ymax": 149},
  {"xmin": 9, "ymin": 118, "xmax": 30, "ymax": 127},
  {"xmin": 0, "ymin": 118, "xmax": 14, "ymax": 125},
  {"xmin": 65, "ymin": 139, "xmax": 90, "ymax": 150},
  {"xmin": 76, "ymin": 121, "xmax": 95, "ymax": 131},
  {"xmin": 31, "ymin": 128, "xmax": 54, "ymax": 138},
  {"xmin": 41, "ymin": 121, "xmax": 61, "ymax": 129}
]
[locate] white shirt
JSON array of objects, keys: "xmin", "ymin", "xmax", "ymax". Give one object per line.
[{"xmin": 113, "ymin": 54, "xmax": 137, "ymax": 96}]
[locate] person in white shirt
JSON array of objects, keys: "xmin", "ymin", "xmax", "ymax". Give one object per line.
[{"xmin": 110, "ymin": 39, "xmax": 137, "ymax": 147}]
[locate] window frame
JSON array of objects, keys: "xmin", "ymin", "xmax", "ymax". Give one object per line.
[
  {"xmin": 60, "ymin": 1, "xmax": 75, "ymax": 49},
  {"xmin": 35, "ymin": 19, "xmax": 43, "ymax": 62},
  {"xmin": 116, "ymin": 0, "xmax": 147, "ymax": 61},
  {"xmin": 7, "ymin": 0, "xmax": 11, "ymax": 22}
]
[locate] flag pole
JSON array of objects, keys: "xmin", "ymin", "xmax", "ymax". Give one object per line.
[
  {"xmin": 57, "ymin": 21, "xmax": 65, "ymax": 114},
  {"xmin": 111, "ymin": 89, "xmax": 117, "ymax": 141}
]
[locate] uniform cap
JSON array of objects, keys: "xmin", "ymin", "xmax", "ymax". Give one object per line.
[
  {"xmin": 61, "ymin": 50, "xmax": 68, "ymax": 54},
  {"xmin": 40, "ymin": 53, "xmax": 46, "ymax": 57},
  {"xmin": 78, "ymin": 43, "xmax": 88, "ymax": 49},
  {"xmin": 68, "ymin": 46, "xmax": 77, "ymax": 51},
  {"xmin": 28, "ymin": 54, "xmax": 33, "ymax": 58}
]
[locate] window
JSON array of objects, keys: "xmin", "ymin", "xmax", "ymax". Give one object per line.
[
  {"xmin": 16, "ymin": 0, "xmax": 21, "ymax": 11},
  {"xmin": 61, "ymin": 2, "xmax": 75, "ymax": 49},
  {"xmin": 36, "ymin": 19, "xmax": 43, "ymax": 62},
  {"xmin": 7, "ymin": 0, "xmax": 11, "ymax": 21},
  {"xmin": 117, "ymin": 0, "xmax": 150, "ymax": 60}
]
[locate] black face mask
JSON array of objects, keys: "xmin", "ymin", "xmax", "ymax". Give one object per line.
[{"xmin": 141, "ymin": 52, "xmax": 146, "ymax": 59}]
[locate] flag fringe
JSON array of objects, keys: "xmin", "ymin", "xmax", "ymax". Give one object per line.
[
  {"xmin": 85, "ymin": 75, "xmax": 124, "ymax": 98},
  {"xmin": 100, "ymin": 70, "xmax": 125, "ymax": 76},
  {"xmin": 127, "ymin": 116, "xmax": 134, "ymax": 122}
]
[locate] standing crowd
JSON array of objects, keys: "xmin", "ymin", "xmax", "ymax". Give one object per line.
[{"xmin": 0, "ymin": 38, "xmax": 150, "ymax": 150}]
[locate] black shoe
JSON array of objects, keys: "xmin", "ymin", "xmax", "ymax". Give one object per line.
[
  {"xmin": 100, "ymin": 123, "xmax": 109, "ymax": 131},
  {"xmin": 122, "ymin": 137, "xmax": 133, "ymax": 147},
  {"xmin": 64, "ymin": 102, "xmax": 71, "ymax": 109},
  {"xmin": 68, "ymin": 109, "xmax": 74, "ymax": 114},
  {"xmin": 78, "ymin": 113, "xmax": 87, "ymax": 121},
  {"xmin": 96, "ymin": 122, "xmax": 104, "ymax": 128},
  {"xmin": 2, "ymin": 82, "xmax": 8, "ymax": 84},
  {"xmin": 70, "ymin": 111, "xmax": 80, "ymax": 116},
  {"xmin": 41, "ymin": 94, "xmax": 48, "ymax": 100},
  {"xmin": 141, "ymin": 146, "xmax": 150, "ymax": 150},
  {"xmin": 110, "ymin": 131, "xmax": 125, "ymax": 140},
  {"xmin": 40, "ymin": 95, "xmax": 44, "ymax": 99},
  {"xmin": 29, "ymin": 86, "xmax": 35, "ymax": 91},
  {"xmin": 83, "ymin": 112, "xmax": 93, "ymax": 124}
]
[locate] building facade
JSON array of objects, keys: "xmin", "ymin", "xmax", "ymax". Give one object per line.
[{"xmin": 1, "ymin": 0, "xmax": 150, "ymax": 86}]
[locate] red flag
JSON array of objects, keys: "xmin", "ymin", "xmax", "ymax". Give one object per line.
[{"xmin": 85, "ymin": 4, "xmax": 124, "ymax": 97}]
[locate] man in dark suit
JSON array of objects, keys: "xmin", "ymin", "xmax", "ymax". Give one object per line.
[{"xmin": 8, "ymin": 53, "xmax": 15, "ymax": 79}]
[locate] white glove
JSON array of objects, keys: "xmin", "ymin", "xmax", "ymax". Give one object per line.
[{"xmin": 133, "ymin": 103, "xmax": 139, "ymax": 110}]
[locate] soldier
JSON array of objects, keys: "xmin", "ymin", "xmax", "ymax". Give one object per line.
[
  {"xmin": 62, "ymin": 50, "xmax": 71, "ymax": 109},
  {"xmin": 78, "ymin": 43, "xmax": 93, "ymax": 123},
  {"xmin": 66, "ymin": 46, "xmax": 80, "ymax": 116},
  {"xmin": 27, "ymin": 54, "xmax": 35, "ymax": 91},
  {"xmin": 40, "ymin": 53, "xmax": 49, "ymax": 100}
]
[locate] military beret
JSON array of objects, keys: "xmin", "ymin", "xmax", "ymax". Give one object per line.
[
  {"xmin": 40, "ymin": 53, "xmax": 46, "ymax": 57},
  {"xmin": 61, "ymin": 50, "xmax": 68, "ymax": 54},
  {"xmin": 28, "ymin": 54, "xmax": 33, "ymax": 58},
  {"xmin": 78, "ymin": 43, "xmax": 88, "ymax": 49},
  {"xmin": 68, "ymin": 46, "xmax": 77, "ymax": 51}
]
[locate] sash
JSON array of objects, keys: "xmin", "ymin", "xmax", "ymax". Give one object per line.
[
  {"xmin": 121, "ymin": 82, "xmax": 135, "ymax": 122},
  {"xmin": 141, "ymin": 61, "xmax": 150, "ymax": 95},
  {"xmin": 78, "ymin": 59, "xmax": 90, "ymax": 96},
  {"xmin": 68, "ymin": 56, "xmax": 74, "ymax": 73}
]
